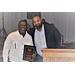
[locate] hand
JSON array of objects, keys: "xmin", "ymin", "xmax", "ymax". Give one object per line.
[
  {"xmin": 8, "ymin": 32, "xmax": 14, "ymax": 35},
  {"xmin": 32, "ymin": 53, "xmax": 37, "ymax": 58}
]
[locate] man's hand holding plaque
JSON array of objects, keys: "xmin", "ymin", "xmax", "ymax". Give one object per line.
[
  {"xmin": 32, "ymin": 53, "xmax": 37, "ymax": 58},
  {"xmin": 23, "ymin": 45, "xmax": 37, "ymax": 62}
]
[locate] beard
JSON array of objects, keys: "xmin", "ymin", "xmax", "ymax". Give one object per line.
[
  {"xmin": 19, "ymin": 27, "xmax": 26, "ymax": 34},
  {"xmin": 34, "ymin": 23, "xmax": 42, "ymax": 30}
]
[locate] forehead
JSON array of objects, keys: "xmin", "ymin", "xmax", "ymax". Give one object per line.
[
  {"xmin": 19, "ymin": 21, "xmax": 26, "ymax": 24},
  {"xmin": 33, "ymin": 16, "xmax": 41, "ymax": 21}
]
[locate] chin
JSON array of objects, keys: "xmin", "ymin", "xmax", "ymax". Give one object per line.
[{"xmin": 21, "ymin": 31, "xmax": 26, "ymax": 34}]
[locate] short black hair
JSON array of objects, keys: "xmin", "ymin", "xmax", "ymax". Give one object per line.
[
  {"xmin": 32, "ymin": 15, "xmax": 41, "ymax": 19},
  {"xmin": 24, "ymin": 19, "xmax": 27, "ymax": 24},
  {"xmin": 18, "ymin": 20, "xmax": 27, "ymax": 25}
]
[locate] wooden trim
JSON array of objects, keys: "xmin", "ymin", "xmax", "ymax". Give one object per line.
[{"xmin": 41, "ymin": 48, "xmax": 75, "ymax": 62}]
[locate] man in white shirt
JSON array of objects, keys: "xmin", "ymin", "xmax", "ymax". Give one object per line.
[{"xmin": 3, "ymin": 20, "xmax": 36, "ymax": 62}]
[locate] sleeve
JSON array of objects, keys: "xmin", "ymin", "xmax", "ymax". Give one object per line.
[
  {"xmin": 53, "ymin": 27, "xmax": 61, "ymax": 48},
  {"xmin": 31, "ymin": 38, "xmax": 33, "ymax": 46},
  {"xmin": 3, "ymin": 35, "xmax": 12, "ymax": 62}
]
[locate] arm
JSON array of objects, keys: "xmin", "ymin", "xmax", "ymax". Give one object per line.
[
  {"xmin": 53, "ymin": 27, "xmax": 61, "ymax": 48},
  {"xmin": 28, "ymin": 28, "xmax": 35, "ymax": 46},
  {"xmin": 3, "ymin": 35, "xmax": 12, "ymax": 62}
]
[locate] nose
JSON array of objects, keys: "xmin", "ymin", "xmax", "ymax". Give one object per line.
[{"xmin": 35, "ymin": 21, "xmax": 39, "ymax": 25}]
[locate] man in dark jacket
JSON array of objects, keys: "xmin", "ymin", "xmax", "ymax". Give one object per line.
[{"xmin": 29, "ymin": 16, "xmax": 61, "ymax": 62}]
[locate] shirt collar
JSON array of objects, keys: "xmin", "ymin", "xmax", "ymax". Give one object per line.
[{"xmin": 16, "ymin": 30, "xmax": 20, "ymax": 36}]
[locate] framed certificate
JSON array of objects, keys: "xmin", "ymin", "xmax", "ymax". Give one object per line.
[
  {"xmin": 27, "ymin": 12, "xmax": 41, "ymax": 19},
  {"xmin": 23, "ymin": 45, "xmax": 36, "ymax": 62}
]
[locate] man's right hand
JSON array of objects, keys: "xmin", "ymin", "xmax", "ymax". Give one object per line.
[{"xmin": 32, "ymin": 53, "xmax": 37, "ymax": 58}]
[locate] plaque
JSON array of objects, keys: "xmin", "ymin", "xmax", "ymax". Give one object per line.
[{"xmin": 23, "ymin": 45, "xmax": 36, "ymax": 62}]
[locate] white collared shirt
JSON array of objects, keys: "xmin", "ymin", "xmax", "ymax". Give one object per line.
[
  {"xmin": 3, "ymin": 30, "xmax": 33, "ymax": 62},
  {"xmin": 34, "ymin": 24, "xmax": 47, "ymax": 56}
]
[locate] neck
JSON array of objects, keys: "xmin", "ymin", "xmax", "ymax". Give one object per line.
[
  {"xmin": 21, "ymin": 32, "xmax": 26, "ymax": 37},
  {"xmin": 22, "ymin": 33, "xmax": 26, "ymax": 37},
  {"xmin": 38, "ymin": 27, "xmax": 42, "ymax": 32},
  {"xmin": 19, "ymin": 30, "xmax": 26, "ymax": 37}
]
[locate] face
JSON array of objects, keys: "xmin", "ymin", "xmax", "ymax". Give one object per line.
[
  {"xmin": 32, "ymin": 16, "xmax": 42, "ymax": 30},
  {"xmin": 42, "ymin": 19, "xmax": 45, "ymax": 24},
  {"xmin": 18, "ymin": 21, "xmax": 27, "ymax": 34}
]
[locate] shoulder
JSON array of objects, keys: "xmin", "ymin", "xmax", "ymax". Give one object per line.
[
  {"xmin": 44, "ymin": 23, "xmax": 55, "ymax": 30},
  {"xmin": 27, "ymin": 31, "xmax": 32, "ymax": 37},
  {"xmin": 29, "ymin": 28, "xmax": 35, "ymax": 32},
  {"xmin": 5, "ymin": 31, "xmax": 17, "ymax": 41},
  {"xmin": 28, "ymin": 28, "xmax": 35, "ymax": 36},
  {"xmin": 7, "ymin": 31, "xmax": 18, "ymax": 37},
  {"xmin": 44, "ymin": 23, "xmax": 60, "ymax": 33},
  {"xmin": 44, "ymin": 23, "xmax": 54, "ymax": 27}
]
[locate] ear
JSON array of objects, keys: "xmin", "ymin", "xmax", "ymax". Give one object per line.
[
  {"xmin": 41, "ymin": 19, "xmax": 42, "ymax": 23},
  {"xmin": 41, "ymin": 19, "xmax": 42, "ymax": 21}
]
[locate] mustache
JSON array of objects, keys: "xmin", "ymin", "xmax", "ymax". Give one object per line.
[
  {"xmin": 19, "ymin": 27, "xmax": 26, "ymax": 30},
  {"xmin": 20, "ymin": 28, "xmax": 25, "ymax": 30},
  {"xmin": 34, "ymin": 23, "xmax": 42, "ymax": 30}
]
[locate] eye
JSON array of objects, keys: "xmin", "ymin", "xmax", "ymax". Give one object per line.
[
  {"xmin": 33, "ymin": 21, "xmax": 36, "ymax": 23},
  {"xmin": 37, "ymin": 20, "xmax": 39, "ymax": 22},
  {"xmin": 24, "ymin": 25, "xmax": 26, "ymax": 26}
]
